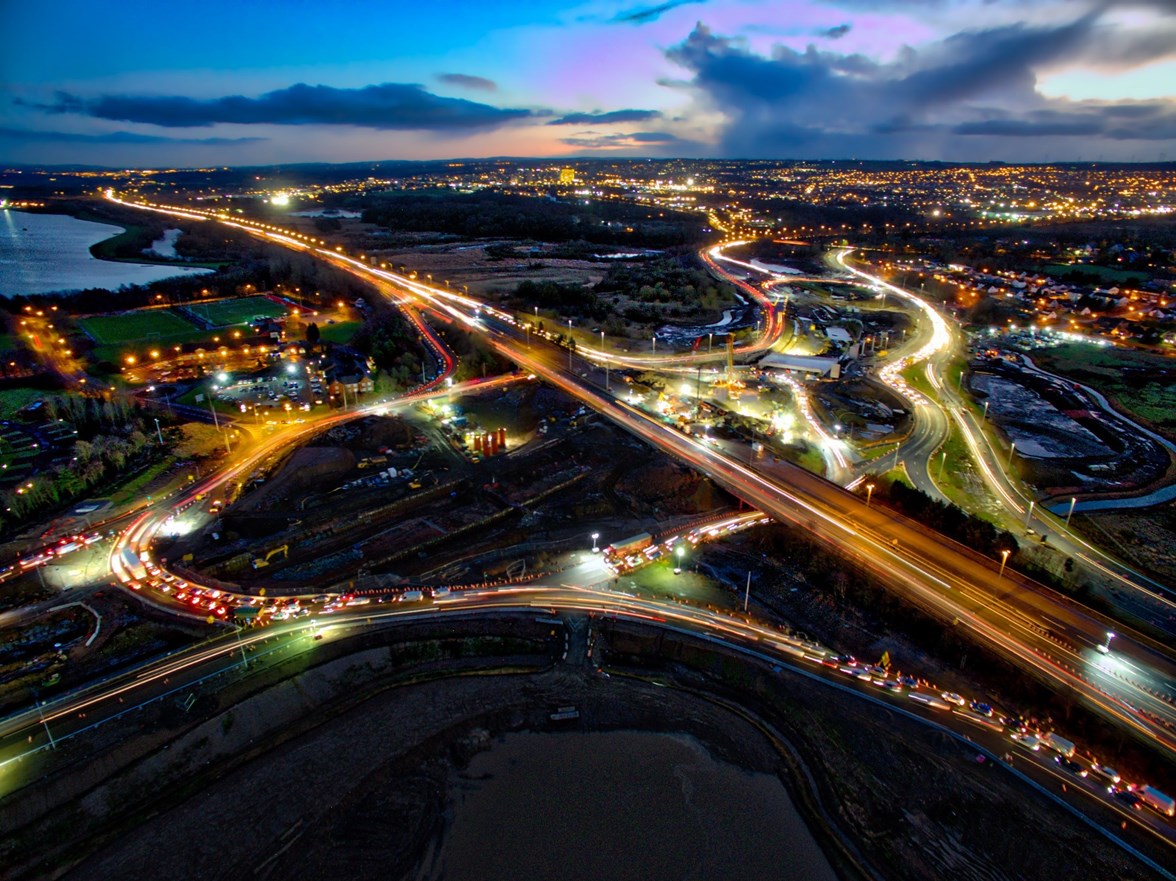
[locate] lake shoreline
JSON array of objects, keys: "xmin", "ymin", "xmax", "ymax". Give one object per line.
[{"xmin": 0, "ymin": 208, "xmax": 214, "ymax": 297}]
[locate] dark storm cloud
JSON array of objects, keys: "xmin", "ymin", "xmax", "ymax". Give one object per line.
[
  {"xmin": 26, "ymin": 82, "xmax": 532, "ymax": 131},
  {"xmin": 436, "ymin": 73, "xmax": 498, "ymax": 92},
  {"xmin": 560, "ymin": 130, "xmax": 680, "ymax": 148},
  {"xmin": 953, "ymin": 118, "xmax": 1103, "ymax": 137},
  {"xmin": 0, "ymin": 127, "xmax": 264, "ymax": 145},
  {"xmin": 612, "ymin": 0, "xmax": 706, "ymax": 25},
  {"xmin": 548, "ymin": 109, "xmax": 662, "ymax": 125},
  {"xmin": 821, "ymin": 24, "xmax": 852, "ymax": 39},
  {"xmin": 665, "ymin": 17, "xmax": 1176, "ymax": 159}
]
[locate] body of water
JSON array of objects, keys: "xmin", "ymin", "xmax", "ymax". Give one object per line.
[
  {"xmin": 414, "ymin": 729, "xmax": 838, "ymax": 881},
  {"xmin": 0, "ymin": 210, "xmax": 212, "ymax": 297}
]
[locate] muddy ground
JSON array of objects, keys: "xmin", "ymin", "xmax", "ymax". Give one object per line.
[{"xmin": 50, "ymin": 641, "xmax": 1165, "ymax": 881}]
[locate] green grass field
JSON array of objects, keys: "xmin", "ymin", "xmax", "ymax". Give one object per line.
[
  {"xmin": 1040, "ymin": 263, "xmax": 1148, "ymax": 284},
  {"xmin": 189, "ymin": 296, "xmax": 286, "ymax": 327},
  {"xmin": 318, "ymin": 320, "xmax": 361, "ymax": 344},
  {"xmin": 1027, "ymin": 342, "xmax": 1176, "ymax": 436},
  {"xmin": 80, "ymin": 310, "xmax": 200, "ymax": 345},
  {"xmin": 0, "ymin": 387, "xmax": 48, "ymax": 419}
]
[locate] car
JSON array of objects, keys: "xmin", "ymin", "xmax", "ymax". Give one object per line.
[
  {"xmin": 1055, "ymin": 756, "xmax": 1088, "ymax": 777},
  {"xmin": 969, "ymin": 701, "xmax": 994, "ymax": 717},
  {"xmin": 1011, "ymin": 732, "xmax": 1040, "ymax": 750},
  {"xmin": 1111, "ymin": 787, "xmax": 1143, "ymax": 810},
  {"xmin": 941, "ymin": 692, "xmax": 966, "ymax": 707},
  {"xmin": 1090, "ymin": 764, "xmax": 1121, "ymax": 784}
]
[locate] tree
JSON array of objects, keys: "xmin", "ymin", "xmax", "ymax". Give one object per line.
[{"xmin": 306, "ymin": 322, "xmax": 321, "ymax": 346}]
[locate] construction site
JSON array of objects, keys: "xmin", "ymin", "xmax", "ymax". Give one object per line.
[{"xmin": 153, "ymin": 382, "xmax": 740, "ymax": 597}]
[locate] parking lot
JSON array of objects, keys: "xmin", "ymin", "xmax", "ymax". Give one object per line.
[{"xmin": 213, "ymin": 369, "xmax": 329, "ymax": 415}]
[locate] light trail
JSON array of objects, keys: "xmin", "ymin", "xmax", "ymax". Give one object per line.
[{"xmin": 101, "ymin": 192, "xmax": 1176, "ymax": 759}]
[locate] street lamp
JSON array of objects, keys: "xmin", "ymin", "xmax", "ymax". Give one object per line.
[
  {"xmin": 1097, "ymin": 631, "xmax": 1115, "ymax": 654},
  {"xmin": 600, "ymin": 330, "xmax": 609, "ymax": 391},
  {"xmin": 652, "ymin": 334, "xmax": 657, "ymax": 355},
  {"xmin": 1008, "ymin": 441, "xmax": 1016, "ymax": 468},
  {"xmin": 567, "ymin": 319, "xmax": 573, "ymax": 370},
  {"xmin": 674, "ymin": 544, "xmax": 684, "ymax": 574},
  {"xmin": 1024, "ymin": 499, "xmax": 1035, "ymax": 528},
  {"xmin": 591, "ymin": 532, "xmax": 600, "ymax": 553},
  {"xmin": 999, "ymin": 548, "xmax": 1011, "ymax": 578},
  {"xmin": 937, "ymin": 450, "xmax": 947, "ymax": 481},
  {"xmin": 865, "ymin": 483, "xmax": 875, "ymax": 508},
  {"xmin": 982, "ymin": 400, "xmax": 989, "ymax": 423},
  {"xmin": 1065, "ymin": 497, "xmax": 1077, "ymax": 526}
]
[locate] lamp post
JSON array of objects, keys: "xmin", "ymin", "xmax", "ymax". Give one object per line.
[
  {"xmin": 999, "ymin": 548, "xmax": 1011, "ymax": 579},
  {"xmin": 207, "ymin": 391, "xmax": 220, "ymax": 430},
  {"xmin": 744, "ymin": 570, "xmax": 752, "ymax": 613},
  {"xmin": 652, "ymin": 334, "xmax": 657, "ymax": 355},
  {"xmin": 674, "ymin": 544, "xmax": 684, "ymax": 574},
  {"xmin": 866, "ymin": 483, "xmax": 875, "ymax": 508},
  {"xmin": 37, "ymin": 700, "xmax": 56, "ymax": 750},
  {"xmin": 1101, "ymin": 631, "xmax": 1115, "ymax": 654},
  {"xmin": 567, "ymin": 319, "xmax": 573, "ymax": 371},
  {"xmin": 938, "ymin": 450, "xmax": 947, "ymax": 481},
  {"xmin": 153, "ymin": 417, "xmax": 164, "ymax": 445},
  {"xmin": 600, "ymin": 330, "xmax": 609, "ymax": 391},
  {"xmin": 1065, "ymin": 497, "xmax": 1077, "ymax": 526},
  {"xmin": 235, "ymin": 625, "xmax": 249, "ymax": 669},
  {"xmin": 982, "ymin": 400, "xmax": 989, "ymax": 423},
  {"xmin": 1024, "ymin": 499, "xmax": 1035, "ymax": 528},
  {"xmin": 591, "ymin": 532, "xmax": 600, "ymax": 553},
  {"xmin": 1008, "ymin": 441, "xmax": 1016, "ymax": 468}
]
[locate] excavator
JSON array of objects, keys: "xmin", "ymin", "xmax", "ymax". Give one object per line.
[{"xmin": 252, "ymin": 544, "xmax": 288, "ymax": 569}]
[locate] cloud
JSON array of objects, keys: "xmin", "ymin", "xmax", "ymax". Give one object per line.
[
  {"xmin": 612, "ymin": 0, "xmax": 705, "ymax": 25},
  {"xmin": 0, "ymin": 127, "xmax": 264, "ymax": 145},
  {"xmin": 548, "ymin": 109, "xmax": 662, "ymax": 125},
  {"xmin": 560, "ymin": 130, "xmax": 681, "ymax": 149},
  {"xmin": 436, "ymin": 73, "xmax": 497, "ymax": 92},
  {"xmin": 952, "ymin": 118, "xmax": 1102, "ymax": 137},
  {"xmin": 665, "ymin": 15, "xmax": 1176, "ymax": 159},
  {"xmin": 821, "ymin": 24, "xmax": 852, "ymax": 39},
  {"xmin": 26, "ymin": 82, "xmax": 532, "ymax": 131}
]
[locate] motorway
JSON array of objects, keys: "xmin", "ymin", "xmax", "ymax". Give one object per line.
[
  {"xmin": 92, "ymin": 193, "xmax": 1176, "ymax": 753},
  {"xmin": 0, "ymin": 193, "xmax": 1171, "ymax": 863}
]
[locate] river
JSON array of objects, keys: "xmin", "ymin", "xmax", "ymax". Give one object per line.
[
  {"xmin": 413, "ymin": 729, "xmax": 838, "ymax": 881},
  {"xmin": 0, "ymin": 209, "xmax": 212, "ymax": 297}
]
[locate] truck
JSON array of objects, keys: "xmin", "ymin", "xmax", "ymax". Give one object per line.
[
  {"xmin": 401, "ymin": 589, "xmax": 424, "ymax": 603},
  {"xmin": 119, "ymin": 547, "xmax": 147, "ymax": 580},
  {"xmin": 1040, "ymin": 732, "xmax": 1076, "ymax": 758},
  {"xmin": 604, "ymin": 532, "xmax": 652, "ymax": 559},
  {"xmin": 1139, "ymin": 786, "xmax": 1175, "ymax": 817}
]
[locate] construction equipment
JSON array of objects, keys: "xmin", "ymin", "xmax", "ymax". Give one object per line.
[
  {"xmin": 252, "ymin": 544, "xmax": 288, "ymax": 569},
  {"xmin": 713, "ymin": 335, "xmax": 745, "ymax": 399}
]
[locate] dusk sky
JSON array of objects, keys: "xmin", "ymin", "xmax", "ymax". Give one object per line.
[{"xmin": 2, "ymin": 0, "xmax": 1173, "ymax": 167}]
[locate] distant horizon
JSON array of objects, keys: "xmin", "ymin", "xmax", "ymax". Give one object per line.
[{"xmin": 5, "ymin": 156, "xmax": 1176, "ymax": 176}]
